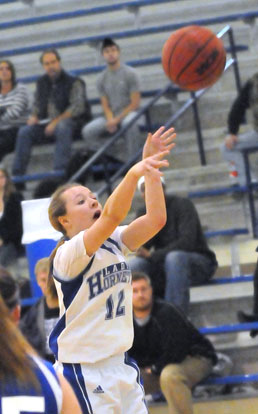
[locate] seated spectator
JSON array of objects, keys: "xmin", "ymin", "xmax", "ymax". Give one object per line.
[
  {"xmin": 20, "ymin": 257, "xmax": 59, "ymax": 363},
  {"xmin": 221, "ymin": 71, "xmax": 258, "ymax": 185},
  {"xmin": 0, "ymin": 265, "xmax": 20, "ymax": 324},
  {"xmin": 0, "ymin": 267, "xmax": 82, "ymax": 414},
  {"xmin": 82, "ymin": 37, "xmax": 141, "ymax": 161},
  {"xmin": 129, "ymin": 272, "xmax": 217, "ymax": 414},
  {"xmin": 0, "ymin": 167, "xmax": 23, "ymax": 267},
  {"xmin": 0, "ymin": 60, "xmax": 30, "ymax": 161},
  {"xmin": 12, "ymin": 48, "xmax": 91, "ymax": 183},
  {"xmin": 128, "ymin": 177, "xmax": 218, "ymax": 315}
]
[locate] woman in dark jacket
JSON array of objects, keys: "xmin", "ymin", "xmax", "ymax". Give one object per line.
[{"xmin": 0, "ymin": 167, "xmax": 23, "ymax": 266}]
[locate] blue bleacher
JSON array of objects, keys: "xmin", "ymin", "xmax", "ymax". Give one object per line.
[{"xmin": 0, "ymin": 11, "xmax": 257, "ymax": 58}]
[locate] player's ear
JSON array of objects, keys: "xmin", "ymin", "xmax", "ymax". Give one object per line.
[{"xmin": 58, "ymin": 215, "xmax": 69, "ymax": 228}]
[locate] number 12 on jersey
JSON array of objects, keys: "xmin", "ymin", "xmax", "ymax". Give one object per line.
[{"xmin": 105, "ymin": 289, "xmax": 125, "ymax": 320}]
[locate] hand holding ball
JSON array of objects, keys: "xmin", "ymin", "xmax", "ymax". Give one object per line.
[{"xmin": 162, "ymin": 25, "xmax": 226, "ymax": 91}]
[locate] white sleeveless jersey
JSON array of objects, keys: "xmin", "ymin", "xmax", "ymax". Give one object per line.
[{"xmin": 49, "ymin": 225, "xmax": 134, "ymax": 363}]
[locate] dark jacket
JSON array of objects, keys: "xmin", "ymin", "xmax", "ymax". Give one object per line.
[
  {"xmin": 253, "ymin": 248, "xmax": 258, "ymax": 315},
  {"xmin": 129, "ymin": 299, "xmax": 217, "ymax": 376},
  {"xmin": 143, "ymin": 195, "xmax": 217, "ymax": 263},
  {"xmin": 227, "ymin": 72, "xmax": 258, "ymax": 135},
  {"xmin": 137, "ymin": 195, "xmax": 217, "ymax": 295},
  {"xmin": 0, "ymin": 191, "xmax": 23, "ymax": 249},
  {"xmin": 20, "ymin": 297, "xmax": 59, "ymax": 363},
  {"xmin": 37, "ymin": 70, "xmax": 91, "ymax": 125},
  {"xmin": 228, "ymin": 79, "xmax": 252, "ymax": 135}
]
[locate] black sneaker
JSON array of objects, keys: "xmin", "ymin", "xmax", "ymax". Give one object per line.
[{"xmin": 237, "ymin": 310, "xmax": 258, "ymax": 338}]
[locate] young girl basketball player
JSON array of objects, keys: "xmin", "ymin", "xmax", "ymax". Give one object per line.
[{"xmin": 48, "ymin": 126, "xmax": 176, "ymax": 414}]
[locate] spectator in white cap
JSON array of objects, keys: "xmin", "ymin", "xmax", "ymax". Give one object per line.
[{"xmin": 128, "ymin": 176, "xmax": 218, "ymax": 315}]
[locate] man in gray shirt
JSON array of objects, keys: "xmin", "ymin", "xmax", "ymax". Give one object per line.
[{"xmin": 82, "ymin": 38, "xmax": 141, "ymax": 160}]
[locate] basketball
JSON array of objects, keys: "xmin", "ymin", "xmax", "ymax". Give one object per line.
[{"xmin": 162, "ymin": 25, "xmax": 226, "ymax": 91}]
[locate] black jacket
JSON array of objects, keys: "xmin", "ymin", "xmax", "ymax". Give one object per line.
[
  {"xmin": 37, "ymin": 70, "xmax": 92, "ymax": 125},
  {"xmin": 137, "ymin": 195, "xmax": 217, "ymax": 295},
  {"xmin": 227, "ymin": 79, "xmax": 252, "ymax": 135},
  {"xmin": 20, "ymin": 297, "xmax": 59, "ymax": 363},
  {"xmin": 0, "ymin": 191, "xmax": 23, "ymax": 249},
  {"xmin": 129, "ymin": 299, "xmax": 217, "ymax": 375}
]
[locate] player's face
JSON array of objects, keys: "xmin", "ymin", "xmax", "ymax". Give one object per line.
[
  {"xmin": 102, "ymin": 45, "xmax": 120, "ymax": 66},
  {"xmin": 42, "ymin": 53, "xmax": 62, "ymax": 79},
  {"xmin": 60, "ymin": 185, "xmax": 102, "ymax": 236},
  {"xmin": 132, "ymin": 279, "xmax": 153, "ymax": 312},
  {"xmin": 0, "ymin": 62, "xmax": 12, "ymax": 83}
]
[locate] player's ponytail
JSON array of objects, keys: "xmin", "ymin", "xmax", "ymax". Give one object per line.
[{"xmin": 48, "ymin": 182, "xmax": 80, "ymax": 288}]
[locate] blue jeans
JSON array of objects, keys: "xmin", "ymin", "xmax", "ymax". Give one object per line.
[
  {"xmin": 12, "ymin": 119, "xmax": 75, "ymax": 175},
  {"xmin": 128, "ymin": 250, "xmax": 216, "ymax": 314},
  {"xmin": 81, "ymin": 112, "xmax": 141, "ymax": 160}
]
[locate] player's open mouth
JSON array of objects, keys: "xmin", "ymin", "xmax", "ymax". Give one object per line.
[{"xmin": 93, "ymin": 210, "xmax": 101, "ymax": 219}]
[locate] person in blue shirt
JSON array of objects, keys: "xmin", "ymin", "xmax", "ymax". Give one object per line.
[{"xmin": 0, "ymin": 266, "xmax": 82, "ymax": 414}]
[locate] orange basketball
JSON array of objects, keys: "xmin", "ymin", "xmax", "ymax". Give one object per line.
[{"xmin": 162, "ymin": 25, "xmax": 226, "ymax": 91}]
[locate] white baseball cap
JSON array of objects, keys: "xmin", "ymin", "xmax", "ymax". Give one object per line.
[{"xmin": 137, "ymin": 176, "xmax": 165, "ymax": 192}]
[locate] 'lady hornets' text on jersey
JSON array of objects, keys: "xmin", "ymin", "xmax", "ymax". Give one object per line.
[{"xmin": 50, "ymin": 226, "xmax": 133, "ymax": 363}]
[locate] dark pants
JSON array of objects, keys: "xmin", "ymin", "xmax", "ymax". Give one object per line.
[
  {"xmin": 12, "ymin": 119, "xmax": 75, "ymax": 176},
  {"xmin": 128, "ymin": 251, "xmax": 217, "ymax": 315},
  {"xmin": 0, "ymin": 127, "xmax": 18, "ymax": 161},
  {"xmin": 253, "ymin": 257, "xmax": 258, "ymax": 314}
]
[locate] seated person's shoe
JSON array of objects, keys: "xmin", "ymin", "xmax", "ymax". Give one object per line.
[{"xmin": 237, "ymin": 310, "xmax": 258, "ymax": 338}]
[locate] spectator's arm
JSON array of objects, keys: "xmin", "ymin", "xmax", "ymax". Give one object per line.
[
  {"xmin": 100, "ymin": 95, "xmax": 114, "ymax": 121},
  {"xmin": 115, "ymin": 91, "xmax": 141, "ymax": 123},
  {"xmin": 228, "ymin": 80, "xmax": 252, "ymax": 135},
  {"xmin": 64, "ymin": 79, "xmax": 86, "ymax": 118},
  {"xmin": 116, "ymin": 70, "xmax": 141, "ymax": 122},
  {"xmin": 152, "ymin": 306, "xmax": 217, "ymax": 375},
  {"xmin": 1, "ymin": 85, "xmax": 30, "ymax": 123}
]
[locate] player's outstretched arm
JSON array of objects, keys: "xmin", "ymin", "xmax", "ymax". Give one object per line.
[
  {"xmin": 84, "ymin": 152, "xmax": 169, "ymax": 256},
  {"xmin": 122, "ymin": 127, "xmax": 175, "ymax": 251},
  {"xmin": 143, "ymin": 126, "xmax": 176, "ymax": 159},
  {"xmin": 121, "ymin": 166, "xmax": 167, "ymax": 251}
]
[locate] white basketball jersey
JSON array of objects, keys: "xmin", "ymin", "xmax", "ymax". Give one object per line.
[{"xmin": 49, "ymin": 226, "xmax": 134, "ymax": 363}]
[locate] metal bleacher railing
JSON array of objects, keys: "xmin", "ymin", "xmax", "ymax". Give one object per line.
[{"xmin": 69, "ymin": 24, "xmax": 243, "ymax": 191}]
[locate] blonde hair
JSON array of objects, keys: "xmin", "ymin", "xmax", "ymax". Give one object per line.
[
  {"xmin": 34, "ymin": 257, "xmax": 50, "ymax": 276},
  {"xmin": 0, "ymin": 295, "xmax": 39, "ymax": 388}
]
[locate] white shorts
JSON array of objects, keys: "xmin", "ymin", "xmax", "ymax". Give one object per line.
[{"xmin": 55, "ymin": 353, "xmax": 148, "ymax": 414}]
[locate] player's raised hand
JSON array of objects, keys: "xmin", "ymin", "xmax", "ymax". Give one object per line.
[
  {"xmin": 143, "ymin": 126, "xmax": 176, "ymax": 159},
  {"xmin": 131, "ymin": 150, "xmax": 169, "ymax": 179}
]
